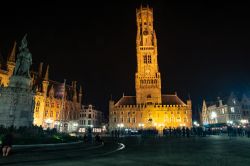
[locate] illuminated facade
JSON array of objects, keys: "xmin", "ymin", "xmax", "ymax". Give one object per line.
[
  {"xmin": 109, "ymin": 6, "xmax": 192, "ymax": 131},
  {"xmin": 202, "ymin": 93, "xmax": 250, "ymax": 125},
  {"xmin": 79, "ymin": 104, "xmax": 103, "ymax": 127},
  {"xmin": 202, "ymin": 93, "xmax": 241, "ymax": 125},
  {"xmin": 31, "ymin": 64, "xmax": 82, "ymax": 131},
  {"xmin": 0, "ymin": 43, "xmax": 82, "ymax": 131},
  {"xmin": 0, "ymin": 42, "xmax": 16, "ymax": 87}
]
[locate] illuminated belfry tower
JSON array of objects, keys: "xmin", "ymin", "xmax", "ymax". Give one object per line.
[{"xmin": 135, "ymin": 6, "xmax": 161, "ymax": 104}]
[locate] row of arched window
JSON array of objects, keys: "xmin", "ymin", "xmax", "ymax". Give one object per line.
[{"xmin": 140, "ymin": 79, "xmax": 157, "ymax": 84}]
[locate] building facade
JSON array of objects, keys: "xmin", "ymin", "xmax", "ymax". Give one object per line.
[
  {"xmin": 109, "ymin": 6, "xmax": 192, "ymax": 131},
  {"xmin": 202, "ymin": 93, "xmax": 242, "ymax": 125},
  {"xmin": 240, "ymin": 94, "xmax": 250, "ymax": 123},
  {"xmin": 31, "ymin": 65, "xmax": 82, "ymax": 131},
  {"xmin": 0, "ymin": 41, "xmax": 83, "ymax": 131},
  {"xmin": 79, "ymin": 104, "xmax": 103, "ymax": 128}
]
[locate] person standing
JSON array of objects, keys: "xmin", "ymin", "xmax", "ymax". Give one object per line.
[{"xmin": 2, "ymin": 131, "xmax": 13, "ymax": 157}]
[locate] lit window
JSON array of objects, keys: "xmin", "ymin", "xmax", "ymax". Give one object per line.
[
  {"xmin": 45, "ymin": 110, "xmax": 48, "ymax": 117},
  {"xmin": 231, "ymin": 107, "xmax": 235, "ymax": 113},
  {"xmin": 211, "ymin": 112, "xmax": 217, "ymax": 119},
  {"xmin": 233, "ymin": 99, "xmax": 236, "ymax": 104},
  {"xmin": 147, "ymin": 55, "xmax": 151, "ymax": 63},
  {"xmin": 221, "ymin": 108, "xmax": 224, "ymax": 114},
  {"xmin": 143, "ymin": 55, "xmax": 147, "ymax": 63}
]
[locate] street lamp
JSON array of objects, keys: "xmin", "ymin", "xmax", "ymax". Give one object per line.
[{"xmin": 193, "ymin": 121, "xmax": 200, "ymax": 127}]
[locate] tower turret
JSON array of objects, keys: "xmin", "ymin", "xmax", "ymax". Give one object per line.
[
  {"xmin": 42, "ymin": 65, "xmax": 49, "ymax": 97},
  {"xmin": 73, "ymin": 81, "xmax": 77, "ymax": 103},
  {"xmin": 79, "ymin": 85, "xmax": 83, "ymax": 104}
]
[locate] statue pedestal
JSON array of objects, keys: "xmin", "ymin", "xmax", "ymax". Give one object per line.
[{"xmin": 9, "ymin": 76, "xmax": 31, "ymax": 89}]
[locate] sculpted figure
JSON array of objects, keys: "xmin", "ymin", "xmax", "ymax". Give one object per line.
[{"xmin": 13, "ymin": 34, "xmax": 32, "ymax": 78}]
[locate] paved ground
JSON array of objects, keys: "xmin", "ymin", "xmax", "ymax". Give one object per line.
[{"xmin": 1, "ymin": 136, "xmax": 250, "ymax": 166}]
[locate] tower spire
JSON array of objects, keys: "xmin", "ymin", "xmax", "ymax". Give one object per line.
[
  {"xmin": 79, "ymin": 85, "xmax": 83, "ymax": 104},
  {"xmin": 8, "ymin": 41, "xmax": 16, "ymax": 63},
  {"xmin": 44, "ymin": 65, "xmax": 49, "ymax": 81},
  {"xmin": 38, "ymin": 62, "xmax": 43, "ymax": 78},
  {"xmin": 73, "ymin": 81, "xmax": 77, "ymax": 102}
]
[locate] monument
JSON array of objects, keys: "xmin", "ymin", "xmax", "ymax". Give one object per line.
[{"xmin": 0, "ymin": 34, "xmax": 35, "ymax": 127}]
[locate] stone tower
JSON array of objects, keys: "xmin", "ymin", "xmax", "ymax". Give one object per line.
[{"xmin": 135, "ymin": 6, "xmax": 161, "ymax": 104}]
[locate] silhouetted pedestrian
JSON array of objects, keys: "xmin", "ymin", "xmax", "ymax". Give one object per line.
[{"xmin": 2, "ymin": 131, "xmax": 13, "ymax": 157}]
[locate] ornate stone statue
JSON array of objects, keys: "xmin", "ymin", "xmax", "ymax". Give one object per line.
[{"xmin": 13, "ymin": 34, "xmax": 32, "ymax": 78}]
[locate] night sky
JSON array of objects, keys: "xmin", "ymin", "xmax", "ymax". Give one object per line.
[{"xmin": 0, "ymin": 1, "xmax": 250, "ymax": 119}]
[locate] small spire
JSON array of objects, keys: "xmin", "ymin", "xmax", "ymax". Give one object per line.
[
  {"xmin": 38, "ymin": 62, "xmax": 43, "ymax": 78},
  {"xmin": 73, "ymin": 81, "xmax": 77, "ymax": 96},
  {"xmin": 123, "ymin": 92, "xmax": 125, "ymax": 97},
  {"xmin": 44, "ymin": 65, "xmax": 49, "ymax": 81},
  {"xmin": 49, "ymin": 85, "xmax": 54, "ymax": 97},
  {"xmin": 8, "ymin": 41, "xmax": 16, "ymax": 63},
  {"xmin": 35, "ymin": 85, "xmax": 39, "ymax": 92},
  {"xmin": 79, "ymin": 85, "xmax": 82, "ymax": 95},
  {"xmin": 175, "ymin": 92, "xmax": 177, "ymax": 95}
]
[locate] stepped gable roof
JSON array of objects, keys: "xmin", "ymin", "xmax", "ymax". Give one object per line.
[{"xmin": 115, "ymin": 94, "xmax": 187, "ymax": 106}]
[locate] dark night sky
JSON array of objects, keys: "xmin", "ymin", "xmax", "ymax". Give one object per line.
[{"xmin": 0, "ymin": 1, "xmax": 250, "ymax": 119}]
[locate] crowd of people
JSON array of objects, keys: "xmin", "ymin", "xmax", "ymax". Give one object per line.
[{"xmin": 109, "ymin": 124, "xmax": 250, "ymax": 139}]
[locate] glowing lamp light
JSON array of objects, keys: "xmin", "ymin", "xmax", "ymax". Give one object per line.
[
  {"xmin": 73, "ymin": 123, "xmax": 78, "ymax": 127},
  {"xmin": 138, "ymin": 123, "xmax": 145, "ymax": 127},
  {"xmin": 240, "ymin": 119, "xmax": 248, "ymax": 124},
  {"xmin": 117, "ymin": 123, "xmax": 124, "ymax": 128},
  {"xmin": 193, "ymin": 121, "xmax": 200, "ymax": 127},
  {"xmin": 211, "ymin": 112, "xmax": 217, "ymax": 119},
  {"xmin": 45, "ymin": 118, "xmax": 53, "ymax": 124}
]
